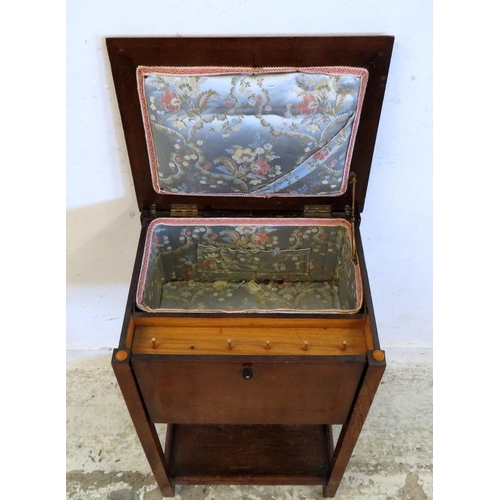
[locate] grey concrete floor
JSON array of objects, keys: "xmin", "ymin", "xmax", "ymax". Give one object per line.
[{"xmin": 66, "ymin": 348, "xmax": 432, "ymax": 500}]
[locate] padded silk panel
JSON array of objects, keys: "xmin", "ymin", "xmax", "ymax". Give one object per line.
[{"xmin": 138, "ymin": 67, "xmax": 368, "ymax": 197}]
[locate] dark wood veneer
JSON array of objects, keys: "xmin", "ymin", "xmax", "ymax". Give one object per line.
[
  {"xmin": 166, "ymin": 424, "xmax": 331, "ymax": 484},
  {"xmin": 131, "ymin": 355, "xmax": 365, "ymax": 424},
  {"xmin": 107, "ymin": 36, "xmax": 394, "ymax": 213}
]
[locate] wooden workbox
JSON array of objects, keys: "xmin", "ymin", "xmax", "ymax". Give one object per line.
[{"xmin": 107, "ymin": 35, "xmax": 394, "ymax": 497}]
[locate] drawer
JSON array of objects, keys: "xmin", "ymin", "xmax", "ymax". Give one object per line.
[{"xmin": 131, "ymin": 354, "xmax": 365, "ymax": 424}]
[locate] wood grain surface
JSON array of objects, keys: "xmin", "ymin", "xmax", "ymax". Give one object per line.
[
  {"xmin": 132, "ymin": 324, "xmax": 368, "ymax": 356},
  {"xmin": 131, "ymin": 354, "xmax": 365, "ymax": 424},
  {"xmin": 167, "ymin": 424, "xmax": 331, "ymax": 484}
]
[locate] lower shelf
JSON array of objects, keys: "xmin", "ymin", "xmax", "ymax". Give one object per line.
[{"xmin": 165, "ymin": 424, "xmax": 333, "ymax": 485}]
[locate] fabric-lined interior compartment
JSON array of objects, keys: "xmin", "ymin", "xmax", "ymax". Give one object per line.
[
  {"xmin": 137, "ymin": 67, "xmax": 368, "ymax": 197},
  {"xmin": 136, "ymin": 218, "xmax": 362, "ymax": 314}
]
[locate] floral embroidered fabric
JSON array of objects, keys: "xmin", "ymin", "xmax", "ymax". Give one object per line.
[
  {"xmin": 136, "ymin": 218, "xmax": 362, "ymax": 314},
  {"xmin": 137, "ymin": 67, "xmax": 368, "ymax": 197}
]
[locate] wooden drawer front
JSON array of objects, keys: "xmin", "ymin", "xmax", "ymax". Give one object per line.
[{"xmin": 131, "ymin": 355, "xmax": 365, "ymax": 425}]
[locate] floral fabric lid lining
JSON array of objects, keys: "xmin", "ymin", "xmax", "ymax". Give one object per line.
[{"xmin": 137, "ymin": 66, "xmax": 368, "ymax": 197}]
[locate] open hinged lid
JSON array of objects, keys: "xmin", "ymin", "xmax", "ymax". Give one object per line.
[{"xmin": 107, "ymin": 36, "xmax": 394, "ymax": 214}]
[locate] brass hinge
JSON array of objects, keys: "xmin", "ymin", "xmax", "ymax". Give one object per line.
[
  {"xmin": 170, "ymin": 204, "xmax": 199, "ymax": 217},
  {"xmin": 303, "ymin": 205, "xmax": 332, "ymax": 218}
]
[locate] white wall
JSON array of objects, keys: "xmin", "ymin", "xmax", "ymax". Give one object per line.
[{"xmin": 66, "ymin": 0, "xmax": 432, "ymax": 349}]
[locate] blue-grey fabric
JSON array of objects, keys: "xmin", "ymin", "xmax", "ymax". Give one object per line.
[
  {"xmin": 141, "ymin": 71, "xmax": 363, "ymax": 196},
  {"xmin": 137, "ymin": 220, "xmax": 361, "ymax": 313}
]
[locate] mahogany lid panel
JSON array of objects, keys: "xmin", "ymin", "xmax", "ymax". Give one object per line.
[{"xmin": 107, "ymin": 36, "xmax": 394, "ymax": 213}]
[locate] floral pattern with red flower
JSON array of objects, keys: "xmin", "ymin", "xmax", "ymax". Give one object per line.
[
  {"xmin": 250, "ymin": 160, "xmax": 271, "ymax": 175},
  {"xmin": 312, "ymin": 150, "xmax": 330, "ymax": 162},
  {"xmin": 298, "ymin": 94, "xmax": 319, "ymax": 114},
  {"xmin": 252, "ymin": 232, "xmax": 269, "ymax": 244},
  {"xmin": 161, "ymin": 92, "xmax": 181, "ymax": 111},
  {"xmin": 202, "ymin": 260, "xmax": 217, "ymax": 270}
]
